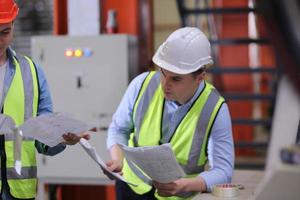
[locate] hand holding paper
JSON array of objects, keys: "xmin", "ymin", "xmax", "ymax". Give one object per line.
[
  {"xmin": 19, "ymin": 113, "xmax": 96, "ymax": 147},
  {"xmin": 0, "ymin": 113, "xmax": 96, "ymax": 175},
  {"xmin": 79, "ymin": 138, "xmax": 137, "ymax": 186},
  {"xmin": 120, "ymin": 143, "xmax": 186, "ymax": 183},
  {"xmin": 62, "ymin": 131, "xmax": 91, "ymax": 145}
]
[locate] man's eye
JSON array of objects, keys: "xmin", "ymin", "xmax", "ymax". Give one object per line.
[
  {"xmin": 0, "ymin": 31, "xmax": 10, "ymax": 35},
  {"xmin": 172, "ymin": 78, "xmax": 181, "ymax": 82}
]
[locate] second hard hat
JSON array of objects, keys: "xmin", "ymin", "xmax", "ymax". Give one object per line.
[
  {"xmin": 152, "ymin": 27, "xmax": 213, "ymax": 74},
  {"xmin": 0, "ymin": 0, "xmax": 19, "ymax": 24}
]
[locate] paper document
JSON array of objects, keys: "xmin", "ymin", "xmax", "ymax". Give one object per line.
[
  {"xmin": 0, "ymin": 113, "xmax": 95, "ymax": 174},
  {"xmin": 120, "ymin": 143, "xmax": 186, "ymax": 183},
  {"xmin": 19, "ymin": 113, "xmax": 95, "ymax": 147},
  {"xmin": 79, "ymin": 138, "xmax": 137, "ymax": 186},
  {"xmin": 0, "ymin": 113, "xmax": 95, "ymax": 147},
  {"xmin": 0, "ymin": 114, "xmax": 24, "ymax": 175},
  {"xmin": 0, "ymin": 114, "xmax": 16, "ymax": 134}
]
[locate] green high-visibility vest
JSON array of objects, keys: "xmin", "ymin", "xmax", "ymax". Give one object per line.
[
  {"xmin": 0, "ymin": 52, "xmax": 39, "ymax": 199},
  {"xmin": 122, "ymin": 71, "xmax": 225, "ymax": 200}
]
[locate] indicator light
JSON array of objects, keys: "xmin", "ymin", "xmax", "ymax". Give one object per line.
[
  {"xmin": 65, "ymin": 49, "xmax": 73, "ymax": 57},
  {"xmin": 83, "ymin": 48, "xmax": 93, "ymax": 57},
  {"xmin": 74, "ymin": 49, "xmax": 83, "ymax": 57}
]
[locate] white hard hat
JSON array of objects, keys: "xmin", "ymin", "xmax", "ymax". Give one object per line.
[{"xmin": 152, "ymin": 27, "xmax": 213, "ymax": 74}]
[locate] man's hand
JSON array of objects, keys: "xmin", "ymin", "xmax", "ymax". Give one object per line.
[
  {"xmin": 153, "ymin": 178, "xmax": 187, "ymax": 197},
  {"xmin": 62, "ymin": 132, "xmax": 90, "ymax": 145},
  {"xmin": 106, "ymin": 159, "xmax": 123, "ymax": 172},
  {"xmin": 153, "ymin": 176, "xmax": 206, "ymax": 197},
  {"xmin": 103, "ymin": 144, "xmax": 125, "ymax": 180},
  {"xmin": 103, "ymin": 159, "xmax": 123, "ymax": 180}
]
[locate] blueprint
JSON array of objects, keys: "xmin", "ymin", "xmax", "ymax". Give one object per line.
[
  {"xmin": 120, "ymin": 143, "xmax": 186, "ymax": 183},
  {"xmin": 0, "ymin": 113, "xmax": 96, "ymax": 174},
  {"xmin": 19, "ymin": 113, "xmax": 95, "ymax": 147}
]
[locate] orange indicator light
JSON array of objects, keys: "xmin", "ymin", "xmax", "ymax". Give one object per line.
[{"xmin": 65, "ymin": 49, "xmax": 73, "ymax": 57}]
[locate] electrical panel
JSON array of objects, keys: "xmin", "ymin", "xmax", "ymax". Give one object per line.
[{"xmin": 31, "ymin": 35, "xmax": 138, "ymax": 184}]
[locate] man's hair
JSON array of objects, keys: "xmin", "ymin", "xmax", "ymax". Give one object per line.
[{"xmin": 192, "ymin": 64, "xmax": 209, "ymax": 77}]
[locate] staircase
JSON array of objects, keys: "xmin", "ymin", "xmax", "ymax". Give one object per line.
[{"xmin": 176, "ymin": 0, "xmax": 279, "ymax": 169}]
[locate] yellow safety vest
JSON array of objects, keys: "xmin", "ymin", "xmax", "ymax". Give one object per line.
[
  {"xmin": 122, "ymin": 71, "xmax": 225, "ymax": 200},
  {"xmin": 0, "ymin": 52, "xmax": 39, "ymax": 199}
]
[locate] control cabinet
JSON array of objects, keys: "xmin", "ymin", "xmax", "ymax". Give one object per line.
[{"xmin": 31, "ymin": 35, "xmax": 137, "ymax": 184}]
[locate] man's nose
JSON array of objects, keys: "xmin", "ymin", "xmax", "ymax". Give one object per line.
[
  {"xmin": 0, "ymin": 37, "xmax": 4, "ymax": 45},
  {"xmin": 162, "ymin": 78, "xmax": 171, "ymax": 88}
]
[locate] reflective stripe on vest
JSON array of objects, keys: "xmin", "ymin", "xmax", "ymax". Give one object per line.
[
  {"xmin": 4, "ymin": 134, "xmax": 36, "ymax": 141},
  {"xmin": 123, "ymin": 71, "xmax": 224, "ymax": 198},
  {"xmin": 0, "ymin": 167, "xmax": 37, "ymax": 179},
  {"xmin": 182, "ymin": 89, "xmax": 221, "ymax": 174},
  {"xmin": 134, "ymin": 72, "xmax": 160, "ymax": 145},
  {"xmin": 0, "ymin": 53, "xmax": 39, "ymax": 199}
]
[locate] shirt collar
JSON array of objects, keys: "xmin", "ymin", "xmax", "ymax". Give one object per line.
[{"xmin": 6, "ymin": 47, "xmax": 16, "ymax": 70}]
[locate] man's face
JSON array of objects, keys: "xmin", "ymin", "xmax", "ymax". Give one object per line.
[
  {"xmin": 160, "ymin": 68, "xmax": 204, "ymax": 105},
  {"xmin": 0, "ymin": 22, "xmax": 13, "ymax": 62}
]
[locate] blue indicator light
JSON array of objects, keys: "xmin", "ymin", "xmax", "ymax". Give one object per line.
[{"xmin": 83, "ymin": 49, "xmax": 93, "ymax": 57}]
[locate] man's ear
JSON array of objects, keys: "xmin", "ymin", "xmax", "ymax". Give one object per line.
[{"xmin": 196, "ymin": 71, "xmax": 206, "ymax": 83}]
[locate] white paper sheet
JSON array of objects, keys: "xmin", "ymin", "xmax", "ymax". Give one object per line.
[
  {"xmin": 19, "ymin": 113, "xmax": 95, "ymax": 147},
  {"xmin": 0, "ymin": 113, "xmax": 96, "ymax": 175},
  {"xmin": 0, "ymin": 114, "xmax": 22, "ymax": 175},
  {"xmin": 79, "ymin": 138, "xmax": 137, "ymax": 186},
  {"xmin": 0, "ymin": 114, "xmax": 16, "ymax": 135},
  {"xmin": 120, "ymin": 143, "xmax": 186, "ymax": 183}
]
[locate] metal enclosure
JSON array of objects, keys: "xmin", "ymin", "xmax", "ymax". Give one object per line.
[{"xmin": 31, "ymin": 35, "xmax": 137, "ymax": 184}]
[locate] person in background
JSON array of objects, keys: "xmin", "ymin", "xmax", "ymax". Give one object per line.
[
  {"xmin": 105, "ymin": 26, "xmax": 234, "ymax": 200},
  {"xmin": 0, "ymin": 0, "xmax": 89, "ymax": 199}
]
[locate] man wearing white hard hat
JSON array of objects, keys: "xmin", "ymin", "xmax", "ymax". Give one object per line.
[{"xmin": 106, "ymin": 27, "xmax": 234, "ymax": 200}]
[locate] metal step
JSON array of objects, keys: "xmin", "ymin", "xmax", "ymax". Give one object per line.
[
  {"xmin": 181, "ymin": 7, "xmax": 256, "ymax": 15},
  {"xmin": 223, "ymin": 93, "xmax": 275, "ymax": 101},
  {"xmin": 235, "ymin": 141, "xmax": 268, "ymax": 148},
  {"xmin": 232, "ymin": 119, "xmax": 272, "ymax": 126},
  {"xmin": 210, "ymin": 38, "xmax": 269, "ymax": 45},
  {"xmin": 208, "ymin": 67, "xmax": 277, "ymax": 74}
]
